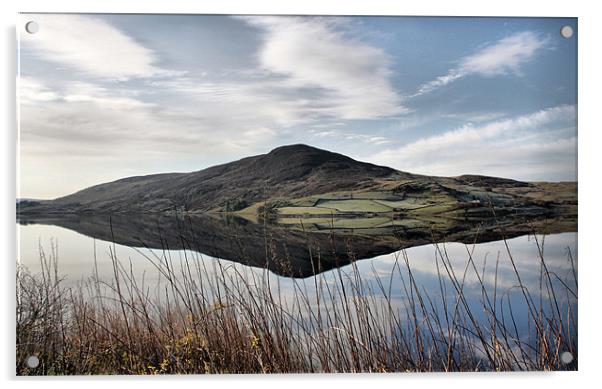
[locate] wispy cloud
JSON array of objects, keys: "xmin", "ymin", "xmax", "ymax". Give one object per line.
[
  {"xmin": 20, "ymin": 76, "xmax": 154, "ymax": 110},
  {"xmin": 20, "ymin": 14, "xmax": 174, "ymax": 79},
  {"xmin": 369, "ymin": 105, "xmax": 576, "ymax": 181},
  {"xmin": 150, "ymin": 78, "xmax": 320, "ymax": 129},
  {"xmin": 413, "ymin": 31, "xmax": 548, "ymax": 96},
  {"xmin": 19, "ymin": 77, "xmax": 280, "ymax": 154},
  {"xmin": 308, "ymin": 128, "xmax": 391, "ymax": 145},
  {"xmin": 372, "ymin": 233, "xmax": 576, "ymax": 290},
  {"xmin": 18, "ymin": 76, "xmax": 59, "ymax": 104},
  {"xmin": 242, "ymin": 16, "xmax": 408, "ymax": 119},
  {"xmin": 441, "ymin": 111, "xmax": 508, "ymax": 124},
  {"xmin": 128, "ymin": 16, "xmax": 412, "ymax": 148},
  {"xmin": 18, "ymin": 76, "xmax": 289, "ymax": 197}
]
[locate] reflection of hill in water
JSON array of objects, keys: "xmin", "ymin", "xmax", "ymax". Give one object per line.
[{"xmin": 18, "ymin": 213, "xmax": 576, "ymax": 278}]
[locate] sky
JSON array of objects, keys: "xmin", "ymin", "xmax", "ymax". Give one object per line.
[{"xmin": 18, "ymin": 14, "xmax": 577, "ymax": 199}]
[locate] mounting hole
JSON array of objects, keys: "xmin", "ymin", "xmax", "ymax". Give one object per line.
[
  {"xmin": 560, "ymin": 351, "xmax": 574, "ymax": 365},
  {"xmin": 560, "ymin": 25, "xmax": 573, "ymax": 39},
  {"xmin": 25, "ymin": 21, "xmax": 39, "ymax": 34},
  {"xmin": 26, "ymin": 355, "xmax": 40, "ymax": 368}
]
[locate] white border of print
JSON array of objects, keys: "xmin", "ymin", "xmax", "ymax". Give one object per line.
[{"xmin": 1, "ymin": 1, "xmax": 600, "ymax": 389}]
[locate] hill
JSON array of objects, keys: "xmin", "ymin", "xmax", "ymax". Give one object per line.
[
  {"xmin": 17, "ymin": 144, "xmax": 576, "ymax": 223},
  {"xmin": 18, "ymin": 145, "xmax": 404, "ymax": 214}
]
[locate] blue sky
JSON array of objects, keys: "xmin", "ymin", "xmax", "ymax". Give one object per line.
[{"xmin": 18, "ymin": 14, "xmax": 577, "ymax": 199}]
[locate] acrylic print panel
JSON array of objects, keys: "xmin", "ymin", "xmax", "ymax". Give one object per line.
[{"xmin": 16, "ymin": 14, "xmax": 577, "ymax": 374}]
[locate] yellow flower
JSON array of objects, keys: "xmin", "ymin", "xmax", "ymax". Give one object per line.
[
  {"xmin": 160, "ymin": 358, "xmax": 170, "ymax": 372},
  {"xmin": 250, "ymin": 336, "xmax": 260, "ymax": 349}
]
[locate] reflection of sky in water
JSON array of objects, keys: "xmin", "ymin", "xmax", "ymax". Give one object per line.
[{"xmin": 18, "ymin": 223, "xmax": 577, "ymax": 344}]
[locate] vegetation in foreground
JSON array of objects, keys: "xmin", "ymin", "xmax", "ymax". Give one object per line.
[{"xmin": 16, "ymin": 231, "xmax": 577, "ymax": 375}]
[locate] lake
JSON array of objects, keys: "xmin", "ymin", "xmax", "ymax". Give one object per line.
[{"xmin": 17, "ymin": 215, "xmax": 578, "ymax": 357}]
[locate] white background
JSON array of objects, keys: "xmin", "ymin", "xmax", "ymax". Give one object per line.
[{"xmin": 1, "ymin": 0, "xmax": 600, "ymax": 387}]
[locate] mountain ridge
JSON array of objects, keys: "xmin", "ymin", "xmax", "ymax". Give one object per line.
[
  {"xmin": 19, "ymin": 144, "xmax": 408, "ymax": 214},
  {"xmin": 17, "ymin": 144, "xmax": 575, "ymax": 219}
]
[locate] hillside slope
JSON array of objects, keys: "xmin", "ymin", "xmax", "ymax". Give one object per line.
[{"xmin": 18, "ymin": 145, "xmax": 407, "ymax": 214}]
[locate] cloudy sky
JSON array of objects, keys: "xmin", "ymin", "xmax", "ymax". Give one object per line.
[{"xmin": 18, "ymin": 14, "xmax": 577, "ymax": 199}]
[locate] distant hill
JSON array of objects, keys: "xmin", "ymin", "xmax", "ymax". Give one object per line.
[
  {"xmin": 17, "ymin": 145, "xmax": 405, "ymax": 214},
  {"xmin": 17, "ymin": 144, "xmax": 576, "ymax": 220}
]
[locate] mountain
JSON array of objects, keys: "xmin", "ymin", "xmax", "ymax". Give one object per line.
[
  {"xmin": 17, "ymin": 145, "xmax": 403, "ymax": 214},
  {"xmin": 17, "ymin": 144, "xmax": 576, "ymax": 222}
]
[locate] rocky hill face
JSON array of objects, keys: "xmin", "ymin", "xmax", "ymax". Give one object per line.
[{"xmin": 18, "ymin": 145, "xmax": 405, "ymax": 214}]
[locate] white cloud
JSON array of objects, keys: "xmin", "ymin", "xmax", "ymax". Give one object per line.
[
  {"xmin": 442, "ymin": 111, "xmax": 508, "ymax": 124},
  {"xmin": 243, "ymin": 16, "xmax": 408, "ymax": 119},
  {"xmin": 371, "ymin": 233, "xmax": 576, "ymax": 291},
  {"xmin": 307, "ymin": 128, "xmax": 392, "ymax": 145},
  {"xmin": 19, "ymin": 77, "xmax": 155, "ymax": 110},
  {"xmin": 19, "ymin": 77, "xmax": 283, "ymax": 154},
  {"xmin": 20, "ymin": 14, "xmax": 171, "ymax": 79},
  {"xmin": 369, "ymin": 105, "xmax": 576, "ymax": 181},
  {"xmin": 460, "ymin": 31, "xmax": 547, "ymax": 76},
  {"xmin": 414, "ymin": 31, "xmax": 548, "ymax": 96},
  {"xmin": 18, "ymin": 77, "xmax": 287, "ymax": 198},
  {"xmin": 18, "ymin": 76, "xmax": 60, "ymax": 104},
  {"xmin": 61, "ymin": 82, "xmax": 155, "ymax": 110},
  {"xmin": 151, "ymin": 78, "xmax": 315, "ymax": 129}
]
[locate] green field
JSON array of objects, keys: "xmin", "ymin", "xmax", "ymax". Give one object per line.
[
  {"xmin": 266, "ymin": 187, "xmax": 463, "ymax": 233},
  {"xmin": 315, "ymin": 199, "xmax": 393, "ymax": 213},
  {"xmin": 372, "ymin": 199, "xmax": 426, "ymax": 209},
  {"xmin": 278, "ymin": 206, "xmax": 340, "ymax": 215},
  {"xmin": 234, "ymin": 177, "xmax": 568, "ymax": 235}
]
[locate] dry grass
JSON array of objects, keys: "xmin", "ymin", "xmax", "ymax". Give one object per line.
[{"xmin": 16, "ymin": 221, "xmax": 577, "ymax": 375}]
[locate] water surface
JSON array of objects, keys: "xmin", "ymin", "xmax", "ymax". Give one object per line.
[{"xmin": 17, "ymin": 216, "xmax": 578, "ymax": 343}]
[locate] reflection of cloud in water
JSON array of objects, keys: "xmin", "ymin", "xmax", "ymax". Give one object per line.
[
  {"xmin": 18, "ymin": 223, "xmax": 576, "ymax": 297},
  {"xmin": 284, "ymin": 232, "xmax": 578, "ymax": 335},
  {"xmin": 361, "ymin": 232, "xmax": 577, "ymax": 292},
  {"xmin": 18, "ymin": 223, "xmax": 577, "ymax": 341}
]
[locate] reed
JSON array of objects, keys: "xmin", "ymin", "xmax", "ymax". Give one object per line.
[{"xmin": 16, "ymin": 223, "xmax": 577, "ymax": 374}]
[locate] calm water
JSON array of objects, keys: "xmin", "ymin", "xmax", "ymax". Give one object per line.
[{"xmin": 17, "ymin": 218, "xmax": 578, "ymax": 343}]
